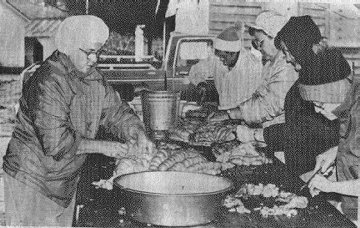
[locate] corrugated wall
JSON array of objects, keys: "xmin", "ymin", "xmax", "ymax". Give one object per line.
[
  {"xmin": 209, "ymin": 0, "xmax": 262, "ymax": 49},
  {"xmin": 297, "ymin": 3, "xmax": 360, "ymax": 76},
  {"xmin": 298, "ymin": 3, "xmax": 330, "ymax": 38},
  {"xmin": 208, "ymin": 2, "xmax": 330, "ymax": 48},
  {"xmin": 341, "ymin": 48, "xmax": 360, "ymax": 76},
  {"xmin": 328, "ymin": 5, "xmax": 360, "ymax": 76}
]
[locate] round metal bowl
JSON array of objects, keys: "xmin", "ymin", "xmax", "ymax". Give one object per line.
[{"xmin": 114, "ymin": 171, "xmax": 233, "ymax": 226}]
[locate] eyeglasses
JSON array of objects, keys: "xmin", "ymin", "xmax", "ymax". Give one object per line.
[
  {"xmin": 281, "ymin": 47, "xmax": 296, "ymax": 63},
  {"xmin": 79, "ymin": 48, "xmax": 102, "ymax": 59},
  {"xmin": 313, "ymin": 101, "xmax": 325, "ymax": 109},
  {"xmin": 252, "ymin": 38, "xmax": 265, "ymax": 51}
]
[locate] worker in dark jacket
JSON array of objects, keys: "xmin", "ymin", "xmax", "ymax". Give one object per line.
[
  {"xmin": 309, "ymin": 77, "xmax": 360, "ymax": 223},
  {"xmin": 3, "ymin": 15, "xmax": 154, "ymax": 226},
  {"xmin": 236, "ymin": 16, "xmax": 351, "ymax": 179}
]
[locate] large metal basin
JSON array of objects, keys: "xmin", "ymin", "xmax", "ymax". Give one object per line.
[{"xmin": 114, "ymin": 171, "xmax": 233, "ymax": 226}]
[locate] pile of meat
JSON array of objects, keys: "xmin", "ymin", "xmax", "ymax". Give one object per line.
[
  {"xmin": 213, "ymin": 141, "xmax": 273, "ymax": 166},
  {"xmin": 224, "ymin": 183, "xmax": 309, "ymax": 218},
  {"xmin": 168, "ymin": 118, "xmax": 236, "ymax": 146},
  {"xmin": 92, "ymin": 142, "xmax": 234, "ymax": 190},
  {"xmin": 167, "ymin": 119, "xmax": 202, "ymax": 143},
  {"xmin": 147, "ymin": 145, "xmax": 223, "ymax": 174}
]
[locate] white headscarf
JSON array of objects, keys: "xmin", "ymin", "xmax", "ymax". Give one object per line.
[
  {"xmin": 246, "ymin": 11, "xmax": 288, "ymax": 38},
  {"xmin": 55, "ymin": 15, "xmax": 109, "ymax": 55}
]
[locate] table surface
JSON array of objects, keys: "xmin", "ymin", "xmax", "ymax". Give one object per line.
[{"xmin": 74, "ymin": 148, "xmax": 356, "ymax": 228}]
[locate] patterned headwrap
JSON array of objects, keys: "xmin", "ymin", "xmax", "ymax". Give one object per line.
[{"xmin": 214, "ymin": 26, "xmax": 242, "ymax": 52}]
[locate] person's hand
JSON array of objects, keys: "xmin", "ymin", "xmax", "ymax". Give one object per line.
[
  {"xmin": 101, "ymin": 141, "xmax": 130, "ymax": 158},
  {"xmin": 207, "ymin": 110, "xmax": 229, "ymax": 122},
  {"xmin": 126, "ymin": 127, "xmax": 155, "ymax": 158},
  {"xmin": 236, "ymin": 125, "xmax": 255, "ymax": 143},
  {"xmin": 308, "ymin": 174, "xmax": 335, "ymax": 197},
  {"xmin": 313, "ymin": 146, "xmax": 338, "ymax": 174}
]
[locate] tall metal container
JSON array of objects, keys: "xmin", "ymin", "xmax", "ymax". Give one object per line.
[{"xmin": 141, "ymin": 91, "xmax": 180, "ymax": 131}]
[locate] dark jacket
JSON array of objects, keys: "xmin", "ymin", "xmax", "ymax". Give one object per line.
[
  {"xmin": 3, "ymin": 51, "xmax": 142, "ymax": 207},
  {"xmin": 264, "ymin": 81, "xmax": 340, "ymax": 177}
]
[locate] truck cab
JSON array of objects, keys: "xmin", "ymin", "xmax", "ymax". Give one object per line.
[{"xmin": 99, "ymin": 33, "xmax": 215, "ymax": 92}]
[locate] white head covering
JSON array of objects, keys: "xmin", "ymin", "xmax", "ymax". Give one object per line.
[
  {"xmin": 214, "ymin": 26, "xmax": 242, "ymax": 52},
  {"xmin": 55, "ymin": 15, "xmax": 109, "ymax": 55},
  {"xmin": 247, "ymin": 11, "xmax": 288, "ymax": 37}
]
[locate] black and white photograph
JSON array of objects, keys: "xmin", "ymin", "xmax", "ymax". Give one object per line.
[{"xmin": 0, "ymin": 0, "xmax": 360, "ymax": 227}]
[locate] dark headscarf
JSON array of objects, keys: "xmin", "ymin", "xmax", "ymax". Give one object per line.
[
  {"xmin": 275, "ymin": 15, "xmax": 350, "ymax": 86},
  {"xmin": 275, "ymin": 15, "xmax": 321, "ymax": 68}
]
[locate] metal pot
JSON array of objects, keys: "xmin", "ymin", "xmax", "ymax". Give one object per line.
[{"xmin": 114, "ymin": 171, "xmax": 233, "ymax": 226}]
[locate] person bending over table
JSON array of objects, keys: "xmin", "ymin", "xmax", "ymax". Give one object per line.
[
  {"xmin": 309, "ymin": 76, "xmax": 360, "ymax": 222},
  {"xmin": 3, "ymin": 15, "xmax": 154, "ymax": 227},
  {"xmin": 187, "ymin": 25, "xmax": 263, "ymax": 109}
]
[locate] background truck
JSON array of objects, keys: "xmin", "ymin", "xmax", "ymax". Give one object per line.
[{"xmin": 98, "ymin": 32, "xmax": 215, "ymax": 93}]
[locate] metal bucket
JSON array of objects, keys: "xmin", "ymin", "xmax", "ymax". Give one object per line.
[{"xmin": 141, "ymin": 91, "xmax": 180, "ymax": 131}]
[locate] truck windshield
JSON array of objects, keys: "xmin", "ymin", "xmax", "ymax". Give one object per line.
[{"xmin": 177, "ymin": 40, "xmax": 213, "ymax": 67}]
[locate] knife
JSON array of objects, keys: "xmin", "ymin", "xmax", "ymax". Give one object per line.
[
  {"xmin": 298, "ymin": 165, "xmax": 334, "ymax": 193},
  {"xmin": 298, "ymin": 168, "xmax": 322, "ymax": 193}
]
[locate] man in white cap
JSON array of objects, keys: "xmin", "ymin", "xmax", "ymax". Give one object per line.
[
  {"xmin": 3, "ymin": 15, "xmax": 154, "ymax": 226},
  {"xmin": 218, "ymin": 11, "xmax": 298, "ymax": 145},
  {"xmin": 188, "ymin": 25, "xmax": 263, "ymax": 110}
]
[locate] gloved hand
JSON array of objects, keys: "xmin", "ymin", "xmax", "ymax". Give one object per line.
[
  {"xmin": 236, "ymin": 125, "xmax": 255, "ymax": 143},
  {"xmin": 308, "ymin": 174, "xmax": 334, "ymax": 197},
  {"xmin": 207, "ymin": 110, "xmax": 229, "ymax": 122},
  {"xmin": 126, "ymin": 125, "xmax": 155, "ymax": 157},
  {"xmin": 313, "ymin": 146, "xmax": 338, "ymax": 174}
]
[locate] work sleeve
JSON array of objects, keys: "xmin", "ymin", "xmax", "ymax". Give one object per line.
[
  {"xmin": 233, "ymin": 64, "xmax": 298, "ymax": 124},
  {"xmin": 282, "ymin": 84, "xmax": 340, "ymax": 176},
  {"xmin": 334, "ymin": 79, "xmax": 360, "ymax": 157},
  {"xmin": 285, "ymin": 83, "xmax": 340, "ymax": 148},
  {"xmin": 99, "ymin": 83, "xmax": 145, "ymax": 141},
  {"xmin": 30, "ymin": 73, "xmax": 81, "ymax": 161},
  {"xmin": 285, "ymin": 115, "xmax": 340, "ymax": 176},
  {"xmin": 263, "ymin": 123, "xmax": 286, "ymax": 152},
  {"xmin": 349, "ymin": 102, "xmax": 360, "ymax": 157}
]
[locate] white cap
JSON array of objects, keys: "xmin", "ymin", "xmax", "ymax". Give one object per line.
[
  {"xmin": 247, "ymin": 11, "xmax": 288, "ymax": 37},
  {"xmin": 55, "ymin": 15, "xmax": 109, "ymax": 55},
  {"xmin": 213, "ymin": 26, "xmax": 242, "ymax": 52}
]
